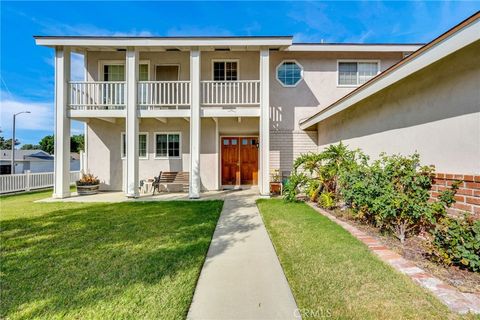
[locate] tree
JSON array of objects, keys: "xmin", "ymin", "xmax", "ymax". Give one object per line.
[
  {"xmin": 20, "ymin": 144, "xmax": 41, "ymax": 150},
  {"xmin": 38, "ymin": 134, "xmax": 85, "ymax": 154},
  {"xmin": 70, "ymin": 134, "xmax": 84, "ymax": 153},
  {"xmin": 0, "ymin": 136, "xmax": 20, "ymax": 150},
  {"xmin": 39, "ymin": 135, "xmax": 54, "ymax": 154}
]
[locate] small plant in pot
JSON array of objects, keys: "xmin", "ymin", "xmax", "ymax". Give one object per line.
[{"xmin": 76, "ymin": 173, "xmax": 100, "ymax": 195}]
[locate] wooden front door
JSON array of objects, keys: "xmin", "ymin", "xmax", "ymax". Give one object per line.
[
  {"xmin": 240, "ymin": 137, "xmax": 258, "ymax": 185},
  {"xmin": 221, "ymin": 137, "xmax": 258, "ymax": 186}
]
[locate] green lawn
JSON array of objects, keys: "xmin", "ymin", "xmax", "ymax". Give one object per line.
[
  {"xmin": 257, "ymin": 199, "xmax": 467, "ymax": 320},
  {"xmin": 1, "ymin": 190, "xmax": 223, "ymax": 319}
]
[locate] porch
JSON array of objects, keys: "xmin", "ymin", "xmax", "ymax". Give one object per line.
[
  {"xmin": 38, "ymin": 188, "xmax": 244, "ymax": 203},
  {"xmin": 37, "ymin": 36, "xmax": 279, "ymax": 199}
]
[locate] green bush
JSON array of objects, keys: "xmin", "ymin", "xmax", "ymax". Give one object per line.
[
  {"xmin": 318, "ymin": 191, "xmax": 335, "ymax": 209},
  {"xmin": 282, "ymin": 173, "xmax": 307, "ymax": 202},
  {"xmin": 283, "ymin": 142, "xmax": 359, "ymax": 204},
  {"xmin": 340, "ymin": 153, "xmax": 456, "ymax": 243},
  {"xmin": 429, "ymin": 215, "xmax": 480, "ymax": 272}
]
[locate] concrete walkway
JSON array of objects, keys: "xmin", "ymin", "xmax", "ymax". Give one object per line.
[{"xmin": 188, "ymin": 189, "xmax": 299, "ymax": 320}]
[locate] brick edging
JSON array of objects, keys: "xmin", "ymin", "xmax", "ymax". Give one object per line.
[{"xmin": 307, "ymin": 203, "xmax": 480, "ymax": 315}]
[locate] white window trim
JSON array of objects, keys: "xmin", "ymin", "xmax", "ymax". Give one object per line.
[
  {"xmin": 98, "ymin": 60, "xmax": 150, "ymax": 81},
  {"xmin": 121, "ymin": 132, "xmax": 149, "ymax": 160},
  {"xmin": 211, "ymin": 59, "xmax": 240, "ymax": 81},
  {"xmin": 337, "ymin": 59, "xmax": 381, "ymax": 88},
  {"xmin": 154, "ymin": 63, "xmax": 181, "ymax": 81},
  {"xmin": 154, "ymin": 132, "xmax": 182, "ymax": 159},
  {"xmin": 275, "ymin": 59, "xmax": 304, "ymax": 88}
]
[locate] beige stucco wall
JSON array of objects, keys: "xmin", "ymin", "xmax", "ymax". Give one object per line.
[
  {"xmin": 200, "ymin": 51, "xmax": 260, "ymax": 81},
  {"xmin": 268, "ymin": 51, "xmax": 403, "ymax": 172},
  {"xmin": 84, "ymin": 50, "xmax": 407, "ymax": 187},
  {"xmin": 86, "ymin": 116, "xmax": 259, "ymax": 191},
  {"xmin": 317, "ymin": 41, "xmax": 480, "ymax": 174},
  {"xmin": 86, "ymin": 51, "xmax": 190, "ymax": 81},
  {"xmin": 269, "ymin": 51, "xmax": 403, "ymax": 131}
]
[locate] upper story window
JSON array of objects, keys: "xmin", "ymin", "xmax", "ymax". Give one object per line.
[
  {"xmin": 104, "ymin": 65, "xmax": 125, "ymax": 81},
  {"xmin": 101, "ymin": 62, "xmax": 149, "ymax": 81},
  {"xmin": 276, "ymin": 60, "xmax": 303, "ymax": 87},
  {"xmin": 213, "ymin": 61, "xmax": 238, "ymax": 81},
  {"xmin": 338, "ymin": 61, "xmax": 379, "ymax": 86}
]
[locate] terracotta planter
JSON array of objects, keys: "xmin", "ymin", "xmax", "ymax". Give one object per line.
[
  {"xmin": 76, "ymin": 184, "xmax": 100, "ymax": 195},
  {"xmin": 270, "ymin": 182, "xmax": 282, "ymax": 195}
]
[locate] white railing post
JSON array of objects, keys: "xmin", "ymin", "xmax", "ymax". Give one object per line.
[{"xmin": 25, "ymin": 170, "xmax": 31, "ymax": 191}]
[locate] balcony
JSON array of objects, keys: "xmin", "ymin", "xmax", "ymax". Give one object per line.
[
  {"xmin": 138, "ymin": 81, "xmax": 191, "ymax": 110},
  {"xmin": 69, "ymin": 81, "xmax": 126, "ymax": 110},
  {"xmin": 68, "ymin": 80, "xmax": 261, "ymax": 118},
  {"xmin": 201, "ymin": 80, "xmax": 260, "ymax": 106}
]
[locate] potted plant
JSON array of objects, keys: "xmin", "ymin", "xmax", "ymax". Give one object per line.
[
  {"xmin": 270, "ymin": 169, "xmax": 282, "ymax": 195},
  {"xmin": 76, "ymin": 173, "xmax": 100, "ymax": 195}
]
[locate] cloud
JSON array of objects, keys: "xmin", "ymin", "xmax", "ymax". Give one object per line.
[
  {"xmin": 12, "ymin": 9, "xmax": 153, "ymax": 37},
  {"xmin": 166, "ymin": 25, "xmax": 232, "ymax": 36},
  {"xmin": 71, "ymin": 53, "xmax": 85, "ymax": 81},
  {"xmin": 0, "ymin": 91, "xmax": 83, "ymax": 139},
  {"xmin": 43, "ymin": 52, "xmax": 86, "ymax": 82},
  {"xmin": 0, "ymin": 91, "xmax": 53, "ymax": 133}
]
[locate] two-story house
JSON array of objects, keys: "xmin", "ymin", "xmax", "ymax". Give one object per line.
[{"xmin": 34, "ymin": 35, "xmax": 423, "ymax": 198}]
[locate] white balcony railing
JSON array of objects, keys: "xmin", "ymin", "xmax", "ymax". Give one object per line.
[
  {"xmin": 68, "ymin": 80, "xmax": 261, "ymax": 112},
  {"xmin": 201, "ymin": 80, "xmax": 260, "ymax": 106},
  {"xmin": 137, "ymin": 81, "xmax": 191, "ymax": 109},
  {"xmin": 69, "ymin": 81, "xmax": 126, "ymax": 110}
]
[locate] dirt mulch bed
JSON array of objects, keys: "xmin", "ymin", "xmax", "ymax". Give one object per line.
[{"xmin": 328, "ymin": 208, "xmax": 480, "ymax": 294}]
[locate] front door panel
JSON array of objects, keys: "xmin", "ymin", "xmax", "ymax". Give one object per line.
[
  {"xmin": 240, "ymin": 137, "xmax": 258, "ymax": 185},
  {"xmin": 221, "ymin": 136, "xmax": 258, "ymax": 186},
  {"xmin": 221, "ymin": 137, "xmax": 240, "ymax": 185}
]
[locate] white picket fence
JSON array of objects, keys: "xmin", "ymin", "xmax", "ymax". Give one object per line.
[{"xmin": 0, "ymin": 171, "xmax": 81, "ymax": 194}]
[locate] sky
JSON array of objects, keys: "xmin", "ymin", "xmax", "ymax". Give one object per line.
[{"xmin": 1, "ymin": 1, "xmax": 479, "ymax": 146}]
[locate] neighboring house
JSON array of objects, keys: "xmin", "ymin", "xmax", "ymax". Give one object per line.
[
  {"xmin": 34, "ymin": 12, "xmax": 478, "ymax": 200},
  {"xmin": 0, "ymin": 150, "xmax": 80, "ymax": 174}
]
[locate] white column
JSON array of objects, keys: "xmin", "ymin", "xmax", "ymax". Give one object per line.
[
  {"xmin": 259, "ymin": 49, "xmax": 270, "ymax": 196},
  {"xmin": 53, "ymin": 46, "xmax": 71, "ymax": 198},
  {"xmin": 126, "ymin": 47, "xmax": 139, "ymax": 197},
  {"xmin": 83, "ymin": 52, "xmax": 89, "ymax": 173},
  {"xmin": 189, "ymin": 49, "xmax": 201, "ymax": 198}
]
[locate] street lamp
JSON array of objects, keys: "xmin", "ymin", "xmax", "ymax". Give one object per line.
[{"xmin": 11, "ymin": 111, "xmax": 31, "ymax": 174}]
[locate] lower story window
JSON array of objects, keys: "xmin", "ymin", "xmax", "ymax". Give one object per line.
[
  {"xmin": 155, "ymin": 133, "xmax": 181, "ymax": 158},
  {"xmin": 121, "ymin": 133, "xmax": 148, "ymax": 159}
]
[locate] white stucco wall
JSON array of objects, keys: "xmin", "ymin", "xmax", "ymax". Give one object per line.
[{"xmin": 317, "ymin": 41, "xmax": 480, "ymax": 174}]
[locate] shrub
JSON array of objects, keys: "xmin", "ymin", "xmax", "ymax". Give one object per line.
[
  {"xmin": 340, "ymin": 153, "xmax": 457, "ymax": 243},
  {"xmin": 428, "ymin": 214, "xmax": 480, "ymax": 272},
  {"xmin": 283, "ymin": 173, "xmax": 307, "ymax": 202},
  {"xmin": 318, "ymin": 191, "xmax": 335, "ymax": 209},
  {"xmin": 283, "ymin": 142, "xmax": 359, "ymax": 204}
]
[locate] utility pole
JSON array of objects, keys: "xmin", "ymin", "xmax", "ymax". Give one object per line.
[{"xmin": 11, "ymin": 111, "xmax": 30, "ymax": 174}]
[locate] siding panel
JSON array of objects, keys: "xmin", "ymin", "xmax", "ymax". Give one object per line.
[{"xmin": 270, "ymin": 130, "xmax": 318, "ymax": 173}]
